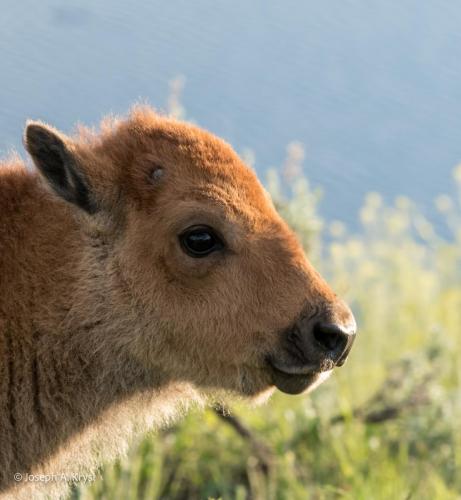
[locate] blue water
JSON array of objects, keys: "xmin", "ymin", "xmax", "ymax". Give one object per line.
[{"xmin": 2, "ymin": 1, "xmax": 461, "ymax": 228}]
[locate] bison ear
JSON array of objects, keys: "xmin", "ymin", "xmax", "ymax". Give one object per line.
[{"xmin": 24, "ymin": 122, "xmax": 97, "ymax": 214}]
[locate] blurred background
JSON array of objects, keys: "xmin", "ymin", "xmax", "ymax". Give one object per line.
[{"xmin": 2, "ymin": 2, "xmax": 461, "ymax": 499}]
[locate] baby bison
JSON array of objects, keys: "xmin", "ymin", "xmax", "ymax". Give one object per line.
[{"xmin": 0, "ymin": 107, "xmax": 355, "ymax": 499}]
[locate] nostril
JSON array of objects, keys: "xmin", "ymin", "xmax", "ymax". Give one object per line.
[{"xmin": 312, "ymin": 322, "xmax": 348, "ymax": 357}]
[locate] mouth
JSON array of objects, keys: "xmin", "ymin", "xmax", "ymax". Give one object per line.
[{"xmin": 266, "ymin": 357, "xmax": 335, "ymax": 395}]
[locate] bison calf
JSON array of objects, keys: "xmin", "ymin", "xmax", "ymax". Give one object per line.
[{"xmin": 0, "ymin": 107, "xmax": 356, "ymax": 499}]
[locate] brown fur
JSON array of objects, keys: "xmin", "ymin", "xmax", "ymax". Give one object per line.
[{"xmin": 0, "ymin": 107, "xmax": 353, "ymax": 498}]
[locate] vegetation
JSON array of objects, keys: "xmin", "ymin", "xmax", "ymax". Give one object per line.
[{"xmin": 73, "ymin": 90, "xmax": 461, "ymax": 499}]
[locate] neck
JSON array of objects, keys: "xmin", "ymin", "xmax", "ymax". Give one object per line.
[
  {"xmin": 0, "ymin": 165, "xmax": 200, "ymax": 496},
  {"xmin": 0, "ymin": 286, "xmax": 197, "ymax": 495}
]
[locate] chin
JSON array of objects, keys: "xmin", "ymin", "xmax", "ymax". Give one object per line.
[
  {"xmin": 270, "ymin": 368, "xmax": 333, "ymax": 395},
  {"xmin": 236, "ymin": 367, "xmax": 333, "ymax": 403},
  {"xmin": 301, "ymin": 370, "xmax": 333, "ymax": 393}
]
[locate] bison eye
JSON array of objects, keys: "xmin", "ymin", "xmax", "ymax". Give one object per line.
[{"xmin": 179, "ymin": 226, "xmax": 224, "ymax": 258}]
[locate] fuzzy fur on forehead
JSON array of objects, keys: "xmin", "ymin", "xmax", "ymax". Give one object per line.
[
  {"xmin": 76, "ymin": 106, "xmax": 239, "ymax": 167},
  {"xmin": 72, "ymin": 105, "xmax": 271, "ymax": 215}
]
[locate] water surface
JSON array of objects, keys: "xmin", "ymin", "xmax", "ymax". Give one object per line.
[{"xmin": 2, "ymin": 1, "xmax": 461, "ymax": 227}]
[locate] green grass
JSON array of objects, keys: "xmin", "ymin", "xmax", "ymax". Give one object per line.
[{"xmin": 73, "ymin": 155, "xmax": 461, "ymax": 499}]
